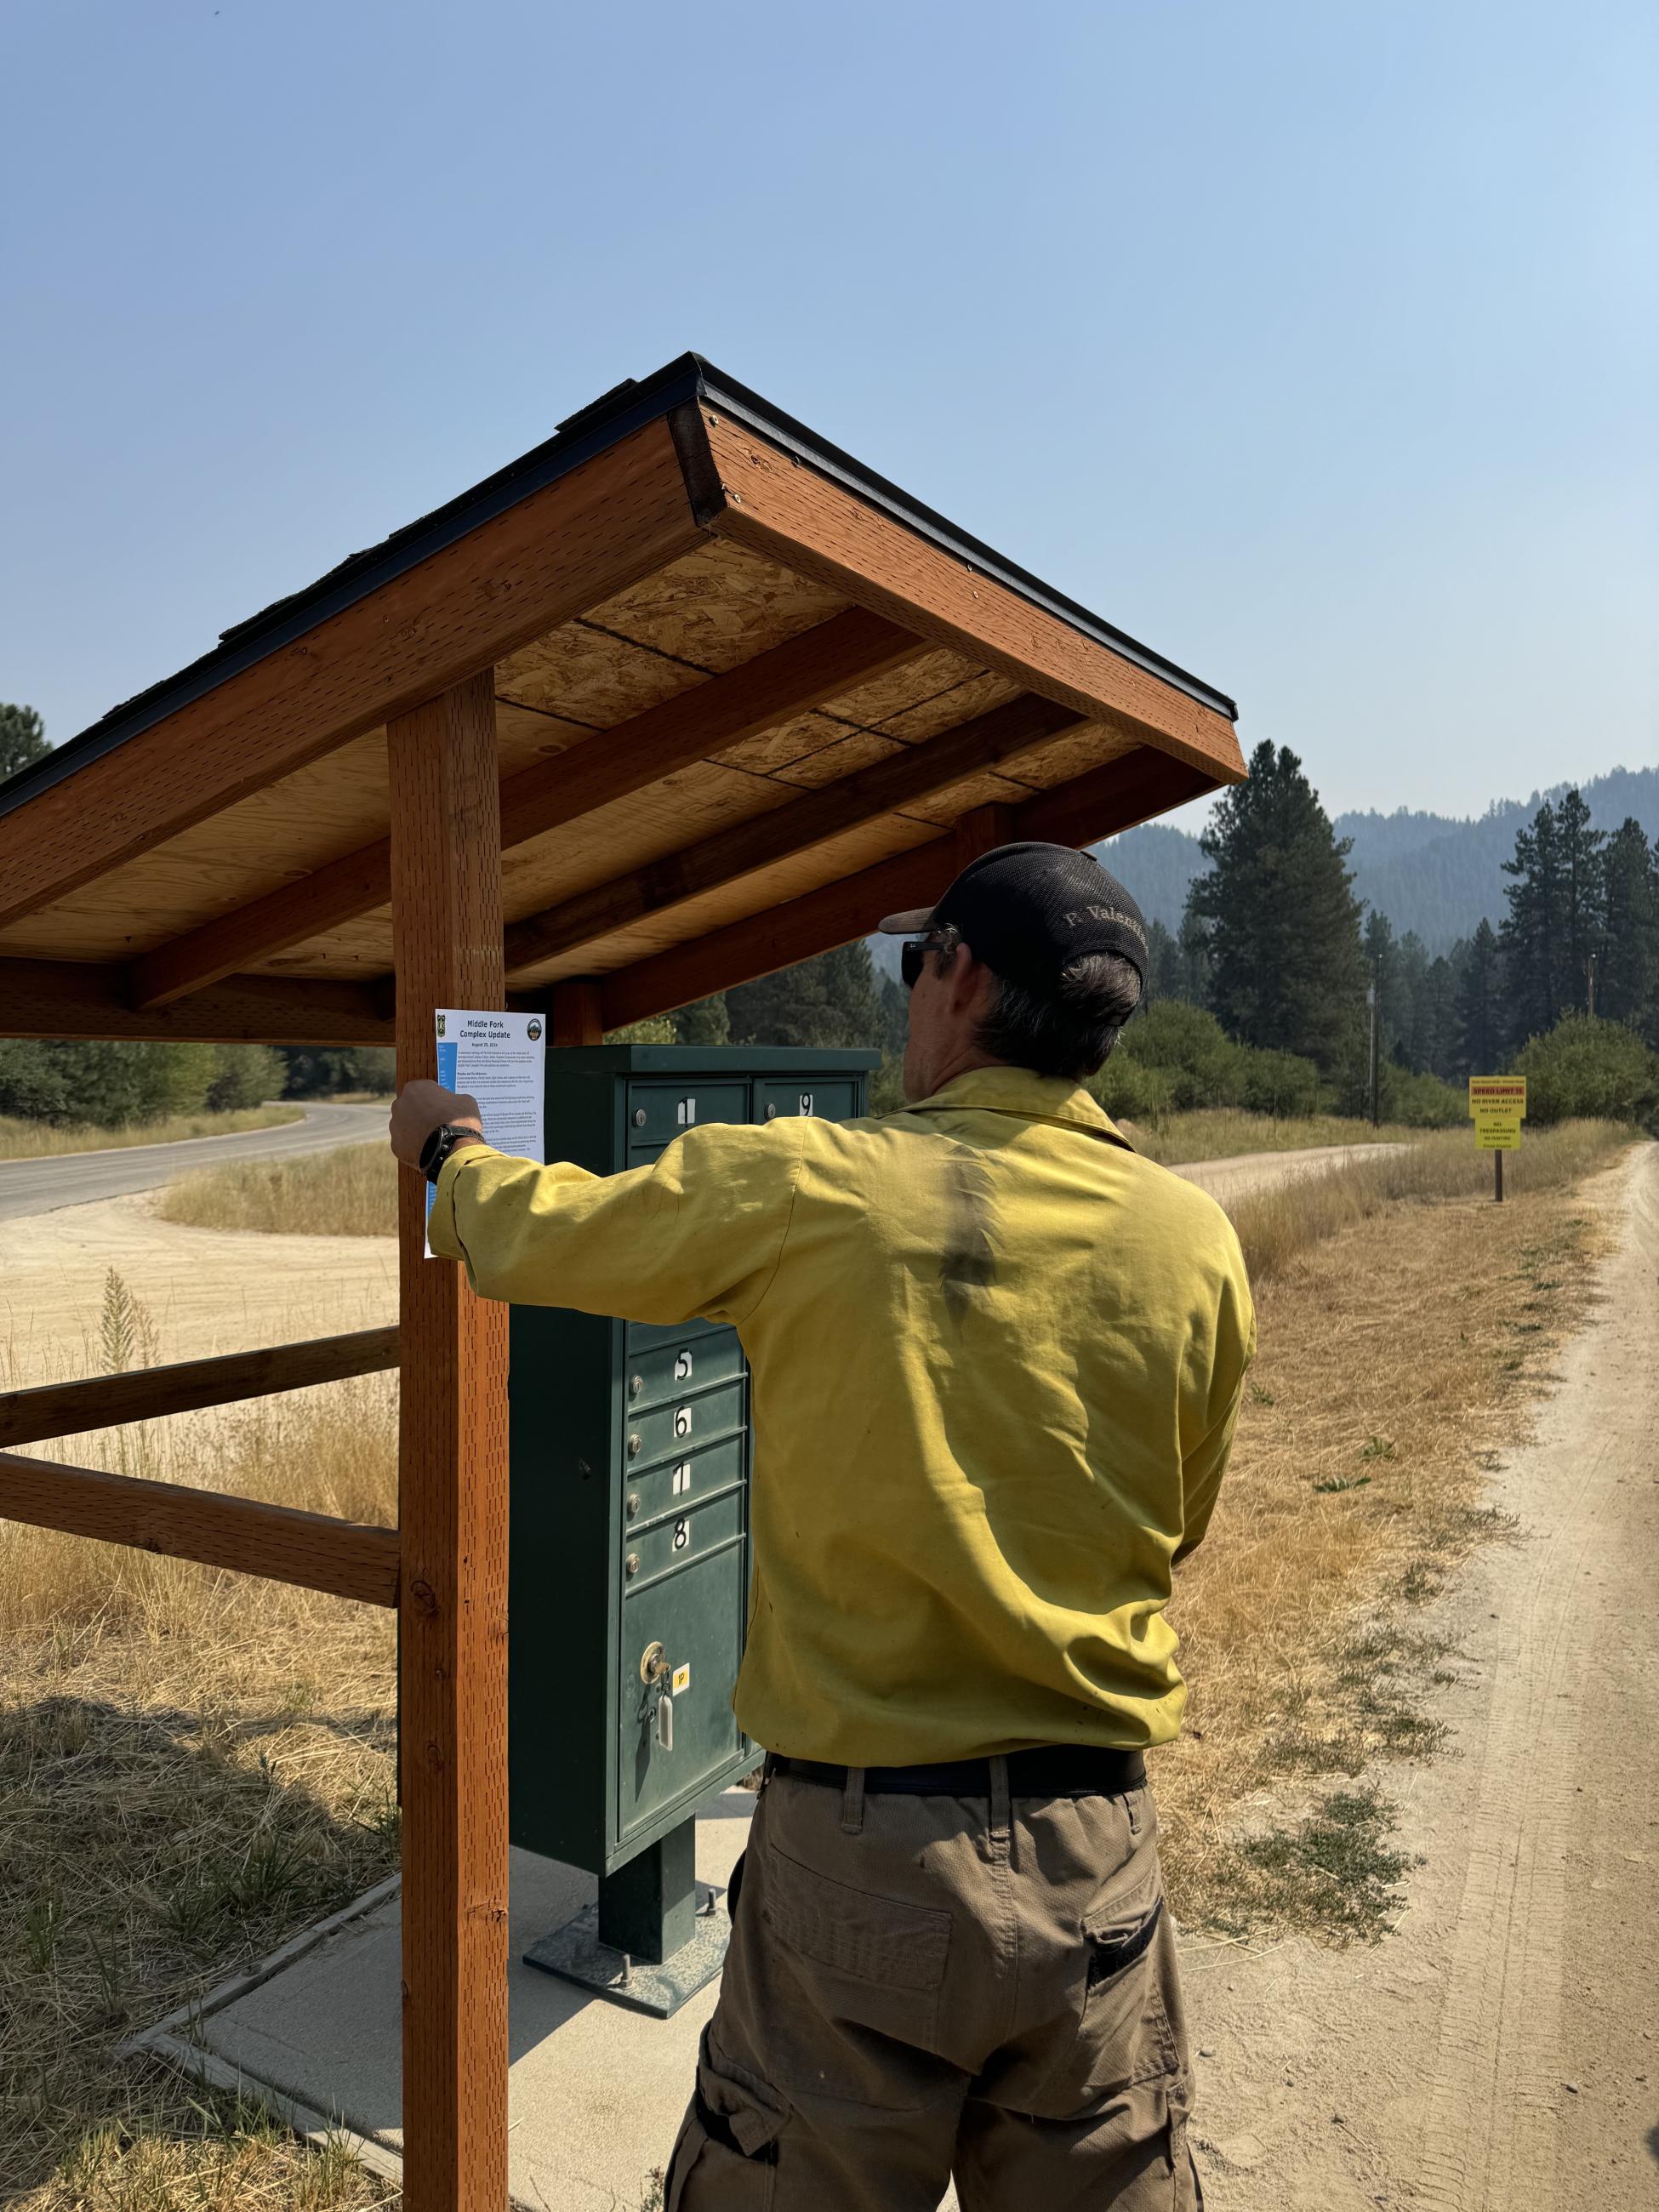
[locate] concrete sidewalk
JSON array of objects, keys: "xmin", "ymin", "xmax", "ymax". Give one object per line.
[{"xmin": 128, "ymin": 1793, "xmax": 760, "ymax": 2211}]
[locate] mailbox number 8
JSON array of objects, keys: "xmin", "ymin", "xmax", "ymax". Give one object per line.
[{"xmin": 674, "ymin": 1405, "xmax": 693, "ymax": 1437}]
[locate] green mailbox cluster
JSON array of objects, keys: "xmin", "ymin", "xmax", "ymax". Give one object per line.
[{"xmin": 509, "ymin": 1045, "xmax": 877, "ymax": 2006}]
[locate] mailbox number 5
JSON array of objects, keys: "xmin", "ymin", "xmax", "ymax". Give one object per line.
[
  {"xmin": 674, "ymin": 1349, "xmax": 694, "ymax": 1381},
  {"xmin": 674, "ymin": 1405, "xmax": 693, "ymax": 1437}
]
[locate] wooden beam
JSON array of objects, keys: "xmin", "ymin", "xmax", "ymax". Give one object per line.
[
  {"xmin": 0, "ymin": 957, "xmax": 393, "ymax": 1046},
  {"xmin": 0, "ymin": 417, "xmax": 702, "ymax": 935},
  {"xmin": 601, "ymin": 743, "xmax": 1211, "ymax": 1025},
  {"xmin": 550, "ymin": 979, "xmax": 606, "ymax": 1046},
  {"xmin": 0, "ymin": 1451, "xmax": 399, "ymax": 1607},
  {"xmin": 503, "ymin": 694, "xmax": 1082, "ymax": 977},
  {"xmin": 0, "ymin": 1327, "xmax": 400, "ymax": 1451},
  {"xmin": 388, "ymin": 670, "xmax": 510, "ymax": 2212},
  {"xmin": 954, "ymin": 802, "xmax": 1018, "ymax": 867},
  {"xmin": 683, "ymin": 406, "xmax": 1246, "ymax": 784},
  {"xmin": 128, "ymin": 607, "xmax": 926, "ymax": 1011}
]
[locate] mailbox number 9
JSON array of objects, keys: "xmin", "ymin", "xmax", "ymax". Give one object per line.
[{"xmin": 674, "ymin": 1405, "xmax": 693, "ymax": 1437}]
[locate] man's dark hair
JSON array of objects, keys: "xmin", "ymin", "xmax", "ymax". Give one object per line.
[{"xmin": 932, "ymin": 929, "xmax": 1143, "ymax": 1080}]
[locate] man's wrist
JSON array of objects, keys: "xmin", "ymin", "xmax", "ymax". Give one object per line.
[{"xmin": 419, "ymin": 1122, "xmax": 488, "ymax": 1184}]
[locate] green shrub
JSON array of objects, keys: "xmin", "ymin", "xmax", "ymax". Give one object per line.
[
  {"xmin": 1511, "ymin": 1013, "xmax": 1659, "ymax": 1130},
  {"xmin": 205, "ymin": 1044, "xmax": 286, "ymax": 1111},
  {"xmin": 1089, "ymin": 1000, "xmax": 1325, "ymax": 1124},
  {"xmin": 1377, "ymin": 1062, "xmax": 1465, "ymax": 1127}
]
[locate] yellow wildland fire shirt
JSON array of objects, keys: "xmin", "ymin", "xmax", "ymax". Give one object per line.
[{"xmin": 429, "ymin": 1066, "xmax": 1254, "ymax": 1764}]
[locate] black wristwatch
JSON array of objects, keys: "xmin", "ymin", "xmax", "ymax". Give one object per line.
[{"xmin": 419, "ymin": 1123, "xmax": 484, "ymax": 1185}]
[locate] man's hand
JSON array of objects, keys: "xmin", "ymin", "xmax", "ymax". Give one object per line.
[{"xmin": 389, "ymin": 1080, "xmax": 483, "ymax": 1170}]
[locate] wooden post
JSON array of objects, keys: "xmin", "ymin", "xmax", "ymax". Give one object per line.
[
  {"xmin": 388, "ymin": 670, "xmax": 510, "ymax": 2212},
  {"xmin": 550, "ymin": 978, "xmax": 606, "ymax": 1046},
  {"xmin": 954, "ymin": 801, "xmax": 1017, "ymax": 868}
]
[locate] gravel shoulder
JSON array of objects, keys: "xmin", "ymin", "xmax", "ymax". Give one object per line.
[{"xmin": 1183, "ymin": 1144, "xmax": 1659, "ymax": 2209}]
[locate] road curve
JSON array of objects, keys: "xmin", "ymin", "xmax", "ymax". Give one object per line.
[{"xmin": 0, "ymin": 1102, "xmax": 388, "ymax": 1225}]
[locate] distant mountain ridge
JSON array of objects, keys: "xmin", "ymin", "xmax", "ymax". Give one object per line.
[{"xmin": 1096, "ymin": 764, "xmax": 1659, "ymax": 953}]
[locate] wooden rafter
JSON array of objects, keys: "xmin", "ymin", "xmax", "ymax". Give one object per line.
[
  {"xmin": 601, "ymin": 743, "xmax": 1213, "ymax": 1026},
  {"xmin": 127, "ymin": 607, "xmax": 926, "ymax": 1011},
  {"xmin": 686, "ymin": 407, "xmax": 1246, "ymax": 782},
  {"xmin": 0, "ymin": 957, "xmax": 393, "ymax": 1045},
  {"xmin": 503, "ymin": 693, "xmax": 1084, "ymax": 977},
  {"xmin": 0, "ymin": 416, "xmax": 704, "ymax": 936}
]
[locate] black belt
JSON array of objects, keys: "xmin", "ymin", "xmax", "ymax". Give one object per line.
[{"xmin": 764, "ymin": 1744, "xmax": 1146, "ymax": 1798}]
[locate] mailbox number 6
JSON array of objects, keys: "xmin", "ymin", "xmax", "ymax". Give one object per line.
[{"xmin": 674, "ymin": 1405, "xmax": 693, "ymax": 1438}]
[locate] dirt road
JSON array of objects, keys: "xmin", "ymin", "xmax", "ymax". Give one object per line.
[
  {"xmin": 0, "ymin": 1101, "xmax": 385, "ymax": 1224},
  {"xmin": 1174, "ymin": 1140, "xmax": 1410, "ymax": 1208},
  {"xmin": 1184, "ymin": 1144, "xmax": 1659, "ymax": 2209}
]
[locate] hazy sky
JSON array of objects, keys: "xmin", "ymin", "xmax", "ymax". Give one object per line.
[{"xmin": 3, "ymin": 0, "xmax": 1654, "ymax": 831}]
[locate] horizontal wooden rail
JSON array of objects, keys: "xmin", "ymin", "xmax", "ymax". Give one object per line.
[
  {"xmin": 0, "ymin": 1326, "xmax": 402, "ymax": 1451},
  {"xmin": 0, "ymin": 1451, "xmax": 400, "ymax": 1607}
]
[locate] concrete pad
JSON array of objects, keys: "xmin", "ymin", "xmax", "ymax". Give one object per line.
[{"xmin": 128, "ymin": 1791, "xmax": 759, "ymax": 2212}]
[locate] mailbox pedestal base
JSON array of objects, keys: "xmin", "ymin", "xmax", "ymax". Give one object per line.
[{"xmin": 522, "ymin": 1816, "xmax": 728, "ymax": 2018}]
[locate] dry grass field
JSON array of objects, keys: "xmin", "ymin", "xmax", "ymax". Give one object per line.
[
  {"xmin": 0, "ymin": 1106, "xmax": 301, "ymax": 1162},
  {"xmin": 0, "ymin": 1120, "xmax": 1636, "ymax": 2205},
  {"xmin": 1125, "ymin": 1107, "xmax": 1430, "ymax": 1166},
  {"xmin": 157, "ymin": 1142, "xmax": 396, "ymax": 1239}
]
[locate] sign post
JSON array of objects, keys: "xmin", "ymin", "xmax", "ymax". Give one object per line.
[{"xmin": 1469, "ymin": 1076, "xmax": 1526, "ymax": 1202}]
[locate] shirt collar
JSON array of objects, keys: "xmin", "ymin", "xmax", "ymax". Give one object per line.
[{"xmin": 902, "ymin": 1065, "xmax": 1134, "ymax": 1148}]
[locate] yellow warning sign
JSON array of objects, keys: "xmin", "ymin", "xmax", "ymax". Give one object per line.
[
  {"xmin": 1468, "ymin": 1076, "xmax": 1526, "ymax": 1119},
  {"xmin": 1475, "ymin": 1114, "xmax": 1522, "ymax": 1151}
]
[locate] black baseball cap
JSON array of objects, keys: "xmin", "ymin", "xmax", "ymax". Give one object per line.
[{"xmin": 879, "ymin": 841, "xmax": 1149, "ymax": 990}]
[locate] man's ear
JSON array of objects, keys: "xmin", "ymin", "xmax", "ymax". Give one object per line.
[{"xmin": 949, "ymin": 942, "xmax": 991, "ymax": 1014}]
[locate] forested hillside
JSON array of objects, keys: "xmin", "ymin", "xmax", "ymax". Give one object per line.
[{"xmin": 1097, "ymin": 763, "xmax": 1659, "ymax": 949}]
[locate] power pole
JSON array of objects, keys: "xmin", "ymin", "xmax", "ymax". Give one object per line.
[
  {"xmin": 1368, "ymin": 962, "xmax": 1380, "ymax": 1127},
  {"xmin": 1587, "ymin": 950, "xmax": 1597, "ymax": 1019}
]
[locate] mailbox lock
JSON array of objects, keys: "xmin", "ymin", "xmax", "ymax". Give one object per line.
[
  {"xmin": 625, "ymin": 1491, "xmax": 641, "ymax": 1519},
  {"xmin": 627, "ymin": 1432, "xmax": 641, "ymax": 1458},
  {"xmin": 639, "ymin": 1640, "xmax": 669, "ymax": 1685},
  {"xmin": 633, "ymin": 1108, "xmax": 647, "ymax": 1128},
  {"xmin": 629, "ymin": 1373, "xmax": 643, "ymax": 1400},
  {"xmin": 765, "ymin": 1103, "xmax": 777, "ymax": 1120},
  {"xmin": 624, "ymin": 1552, "xmax": 641, "ymax": 1579}
]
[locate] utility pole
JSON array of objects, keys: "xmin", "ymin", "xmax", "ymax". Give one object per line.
[
  {"xmin": 1587, "ymin": 950, "xmax": 1597, "ymax": 1019},
  {"xmin": 1368, "ymin": 962, "xmax": 1380, "ymax": 1127}
]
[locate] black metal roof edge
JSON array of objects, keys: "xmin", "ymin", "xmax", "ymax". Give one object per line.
[{"xmin": 0, "ymin": 352, "xmax": 1235, "ymax": 824}]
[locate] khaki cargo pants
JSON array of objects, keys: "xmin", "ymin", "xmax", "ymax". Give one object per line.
[{"xmin": 664, "ymin": 1761, "xmax": 1201, "ymax": 2209}]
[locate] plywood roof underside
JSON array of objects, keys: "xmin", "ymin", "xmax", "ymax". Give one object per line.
[{"xmin": 0, "ymin": 360, "xmax": 1244, "ymax": 1041}]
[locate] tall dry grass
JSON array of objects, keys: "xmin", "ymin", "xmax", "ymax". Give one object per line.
[
  {"xmin": 0, "ymin": 1104, "xmax": 301, "ymax": 1161},
  {"xmin": 157, "ymin": 1141, "xmax": 398, "ymax": 1238},
  {"xmin": 1, "ymin": 1273, "xmax": 398, "ymax": 2204},
  {"xmin": 1126, "ymin": 1108, "xmax": 1424, "ymax": 1166},
  {"xmin": 1220, "ymin": 1118, "xmax": 1628, "ymax": 1280}
]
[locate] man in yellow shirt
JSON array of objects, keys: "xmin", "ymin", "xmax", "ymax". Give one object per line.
[{"xmin": 392, "ymin": 842, "xmax": 1252, "ymax": 2210}]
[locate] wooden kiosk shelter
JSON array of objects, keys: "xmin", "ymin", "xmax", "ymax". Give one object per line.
[{"xmin": 0, "ymin": 356, "xmax": 1243, "ymax": 2206}]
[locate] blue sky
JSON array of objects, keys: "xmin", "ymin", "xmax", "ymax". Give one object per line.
[{"xmin": 3, "ymin": 0, "xmax": 1653, "ymax": 826}]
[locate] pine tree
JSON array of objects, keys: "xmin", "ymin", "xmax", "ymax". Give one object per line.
[
  {"xmin": 670, "ymin": 995, "xmax": 731, "ymax": 1046},
  {"xmin": 0, "ymin": 703, "xmax": 49, "ymax": 783},
  {"xmin": 1457, "ymin": 920, "xmax": 1503, "ymax": 1077},
  {"xmin": 1499, "ymin": 801, "xmax": 1568, "ymax": 1046},
  {"xmin": 1184, "ymin": 741, "xmax": 1367, "ymax": 1075},
  {"xmin": 1555, "ymin": 787, "xmax": 1607, "ymax": 1012},
  {"xmin": 1363, "ymin": 911, "xmax": 1404, "ymax": 1063},
  {"xmin": 725, "ymin": 942, "xmax": 885, "ymax": 1049},
  {"xmin": 1414, "ymin": 955, "xmax": 1459, "ymax": 1078},
  {"xmin": 1143, "ymin": 918, "xmax": 1186, "ymax": 1002},
  {"xmin": 1599, "ymin": 818, "xmax": 1659, "ymax": 1044},
  {"xmin": 1395, "ymin": 931, "xmax": 1430, "ymax": 1069}
]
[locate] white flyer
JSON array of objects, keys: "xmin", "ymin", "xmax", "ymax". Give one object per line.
[{"xmin": 425, "ymin": 1007, "xmax": 547, "ymax": 1255}]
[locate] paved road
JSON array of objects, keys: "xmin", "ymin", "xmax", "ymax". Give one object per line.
[{"xmin": 0, "ymin": 1102, "xmax": 388, "ymax": 1225}]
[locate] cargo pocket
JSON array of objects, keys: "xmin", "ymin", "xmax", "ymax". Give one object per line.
[
  {"xmin": 1066, "ymin": 1866, "xmax": 1179, "ymax": 2097},
  {"xmin": 758, "ymin": 1837, "xmax": 952, "ymax": 2101},
  {"xmin": 665, "ymin": 2032, "xmax": 786, "ymax": 2211}
]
